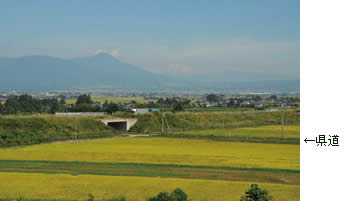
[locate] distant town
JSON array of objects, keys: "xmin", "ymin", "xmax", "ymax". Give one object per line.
[{"xmin": 0, "ymin": 91, "xmax": 299, "ymax": 115}]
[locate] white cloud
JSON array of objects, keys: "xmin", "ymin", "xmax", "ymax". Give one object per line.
[
  {"xmin": 95, "ymin": 48, "xmax": 107, "ymax": 55},
  {"xmin": 111, "ymin": 50, "xmax": 119, "ymax": 56},
  {"xmin": 95, "ymin": 48, "xmax": 120, "ymax": 57}
]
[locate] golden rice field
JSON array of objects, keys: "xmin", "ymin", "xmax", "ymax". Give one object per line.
[
  {"xmin": 0, "ymin": 137, "xmax": 300, "ymax": 170},
  {"xmin": 0, "ymin": 172, "xmax": 300, "ymax": 201},
  {"xmin": 174, "ymin": 125, "xmax": 300, "ymax": 139},
  {"xmin": 0, "ymin": 137, "xmax": 299, "ymax": 200}
]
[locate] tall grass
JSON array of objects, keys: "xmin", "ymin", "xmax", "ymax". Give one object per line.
[
  {"xmin": 127, "ymin": 110, "xmax": 300, "ymax": 133},
  {"xmin": 0, "ymin": 116, "xmax": 119, "ymax": 147}
]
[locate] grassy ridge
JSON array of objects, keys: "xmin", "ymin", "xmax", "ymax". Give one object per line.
[
  {"xmin": 125, "ymin": 110, "xmax": 300, "ymax": 133},
  {"xmin": 0, "ymin": 160, "xmax": 299, "ymax": 185},
  {"xmin": 0, "ymin": 172, "xmax": 300, "ymax": 201},
  {"xmin": 169, "ymin": 125, "xmax": 300, "ymax": 144},
  {"xmin": 0, "ymin": 116, "xmax": 116, "ymax": 135},
  {"xmin": 175, "ymin": 125, "xmax": 300, "ymax": 138},
  {"xmin": 0, "ymin": 116, "xmax": 119, "ymax": 146},
  {"xmin": 162, "ymin": 135, "xmax": 300, "ymax": 144}
]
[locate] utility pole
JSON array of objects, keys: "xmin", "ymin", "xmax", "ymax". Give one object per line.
[
  {"xmin": 164, "ymin": 114, "xmax": 170, "ymax": 136},
  {"xmin": 281, "ymin": 115, "xmax": 285, "ymax": 138},
  {"xmin": 161, "ymin": 105, "xmax": 164, "ymax": 136},
  {"xmin": 285, "ymin": 116, "xmax": 288, "ymax": 138},
  {"xmin": 75, "ymin": 116, "xmax": 78, "ymax": 140}
]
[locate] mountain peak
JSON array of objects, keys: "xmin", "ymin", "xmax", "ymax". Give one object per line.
[
  {"xmin": 78, "ymin": 52, "xmax": 121, "ymax": 63},
  {"xmin": 95, "ymin": 52, "xmax": 111, "ymax": 57}
]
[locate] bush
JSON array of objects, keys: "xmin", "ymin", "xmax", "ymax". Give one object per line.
[
  {"xmin": 148, "ymin": 188, "xmax": 187, "ymax": 201},
  {"xmin": 148, "ymin": 192, "xmax": 171, "ymax": 201},
  {"xmin": 240, "ymin": 184, "xmax": 272, "ymax": 201},
  {"xmin": 87, "ymin": 193, "xmax": 94, "ymax": 201},
  {"xmin": 170, "ymin": 188, "xmax": 187, "ymax": 201}
]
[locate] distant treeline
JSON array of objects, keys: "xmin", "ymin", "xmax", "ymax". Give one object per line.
[
  {"xmin": 0, "ymin": 94, "xmax": 122, "ymax": 115},
  {"xmin": 0, "ymin": 94, "xmax": 64, "ymax": 114}
]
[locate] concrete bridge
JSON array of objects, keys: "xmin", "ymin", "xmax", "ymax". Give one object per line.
[{"xmin": 99, "ymin": 118, "xmax": 137, "ymax": 132}]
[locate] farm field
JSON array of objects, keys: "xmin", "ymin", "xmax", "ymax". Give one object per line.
[
  {"xmin": 174, "ymin": 125, "xmax": 300, "ymax": 139},
  {"xmin": 0, "ymin": 137, "xmax": 299, "ymax": 170},
  {"xmin": 0, "ymin": 136, "xmax": 299, "ymax": 200},
  {"xmin": 0, "ymin": 172, "xmax": 300, "ymax": 201}
]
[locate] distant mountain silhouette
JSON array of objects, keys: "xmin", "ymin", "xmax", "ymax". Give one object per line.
[{"xmin": 0, "ymin": 53, "xmax": 299, "ymax": 92}]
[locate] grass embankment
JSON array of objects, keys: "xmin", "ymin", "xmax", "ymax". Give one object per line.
[
  {"xmin": 175, "ymin": 125, "xmax": 299, "ymax": 138},
  {"xmin": 172, "ymin": 125, "xmax": 300, "ymax": 144},
  {"xmin": 0, "ymin": 116, "xmax": 119, "ymax": 147},
  {"xmin": 0, "ymin": 173, "xmax": 300, "ymax": 201},
  {"xmin": 124, "ymin": 110, "xmax": 299, "ymax": 132}
]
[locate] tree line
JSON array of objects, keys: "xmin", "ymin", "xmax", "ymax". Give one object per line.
[
  {"xmin": 0, "ymin": 94, "xmax": 64, "ymax": 114},
  {"xmin": 0, "ymin": 94, "xmax": 123, "ymax": 115}
]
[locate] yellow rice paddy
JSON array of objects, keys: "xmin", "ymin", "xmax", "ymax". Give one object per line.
[
  {"xmin": 0, "ymin": 172, "xmax": 300, "ymax": 201},
  {"xmin": 0, "ymin": 137, "xmax": 300, "ymax": 170}
]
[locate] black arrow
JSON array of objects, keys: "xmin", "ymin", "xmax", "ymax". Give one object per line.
[{"xmin": 304, "ymin": 138, "xmax": 315, "ymax": 143}]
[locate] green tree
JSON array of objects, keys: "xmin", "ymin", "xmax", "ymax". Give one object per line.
[
  {"xmin": 103, "ymin": 102, "xmax": 119, "ymax": 114},
  {"xmin": 173, "ymin": 103, "xmax": 184, "ymax": 112},
  {"xmin": 59, "ymin": 98, "xmax": 66, "ymax": 105},
  {"xmin": 48, "ymin": 99, "xmax": 63, "ymax": 114},
  {"xmin": 4, "ymin": 95, "xmax": 41, "ymax": 114},
  {"xmin": 170, "ymin": 188, "xmax": 187, "ymax": 201},
  {"xmin": 136, "ymin": 104, "xmax": 146, "ymax": 108},
  {"xmin": 206, "ymin": 94, "xmax": 219, "ymax": 103},
  {"xmin": 147, "ymin": 188, "xmax": 187, "ymax": 201},
  {"xmin": 76, "ymin": 94, "xmax": 92, "ymax": 105},
  {"xmin": 148, "ymin": 192, "xmax": 171, "ymax": 201},
  {"xmin": 87, "ymin": 193, "xmax": 94, "ymax": 201},
  {"xmin": 73, "ymin": 103, "xmax": 94, "ymax": 112},
  {"xmin": 240, "ymin": 184, "xmax": 272, "ymax": 201}
]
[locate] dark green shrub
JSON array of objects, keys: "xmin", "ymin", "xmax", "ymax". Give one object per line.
[
  {"xmin": 148, "ymin": 192, "xmax": 171, "ymax": 201},
  {"xmin": 170, "ymin": 188, "xmax": 187, "ymax": 201},
  {"xmin": 147, "ymin": 188, "xmax": 187, "ymax": 201},
  {"xmin": 106, "ymin": 197, "xmax": 126, "ymax": 201},
  {"xmin": 87, "ymin": 193, "xmax": 94, "ymax": 201},
  {"xmin": 240, "ymin": 184, "xmax": 272, "ymax": 201}
]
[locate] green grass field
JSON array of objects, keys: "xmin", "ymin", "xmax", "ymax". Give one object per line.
[{"xmin": 174, "ymin": 125, "xmax": 300, "ymax": 139}]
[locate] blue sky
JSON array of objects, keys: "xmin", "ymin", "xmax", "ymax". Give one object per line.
[{"xmin": 0, "ymin": 0, "xmax": 300, "ymax": 78}]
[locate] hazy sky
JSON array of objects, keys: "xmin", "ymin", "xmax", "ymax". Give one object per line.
[{"xmin": 0, "ymin": 0, "xmax": 300, "ymax": 78}]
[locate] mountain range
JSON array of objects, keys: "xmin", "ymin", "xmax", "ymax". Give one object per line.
[{"xmin": 0, "ymin": 53, "xmax": 299, "ymax": 92}]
